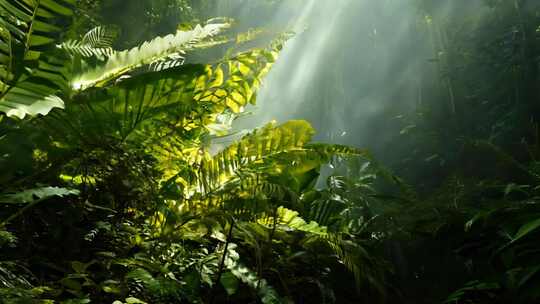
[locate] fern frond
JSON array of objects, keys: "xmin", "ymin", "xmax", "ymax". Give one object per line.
[
  {"xmin": 125, "ymin": 268, "xmax": 183, "ymax": 300},
  {"xmin": 82, "ymin": 26, "xmax": 116, "ymax": 48},
  {"xmin": 190, "ymin": 121, "xmax": 370, "ymax": 213},
  {"xmin": 195, "ymin": 120, "xmax": 315, "ymax": 195},
  {"xmin": 273, "ymin": 206, "xmax": 328, "ymax": 235},
  {"xmin": 148, "ymin": 53, "xmax": 185, "ymax": 72},
  {"xmin": 59, "ymin": 26, "xmax": 116, "ymax": 60},
  {"xmin": 309, "ymin": 197, "xmax": 346, "ymax": 227},
  {"xmin": 224, "ymin": 244, "xmax": 282, "ymax": 304},
  {"xmin": 193, "ymin": 48, "xmax": 280, "ymax": 113},
  {"xmin": 71, "ymin": 23, "xmax": 229, "ymax": 91},
  {"xmin": 317, "ymin": 234, "xmax": 387, "ymax": 296}
]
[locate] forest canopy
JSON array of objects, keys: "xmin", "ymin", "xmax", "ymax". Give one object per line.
[{"xmin": 1, "ymin": 0, "xmax": 540, "ymax": 303}]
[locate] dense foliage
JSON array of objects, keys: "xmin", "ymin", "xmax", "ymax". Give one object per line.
[{"xmin": 1, "ymin": 0, "xmax": 539, "ymax": 303}]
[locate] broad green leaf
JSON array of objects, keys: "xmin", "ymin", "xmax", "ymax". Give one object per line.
[
  {"xmin": 220, "ymin": 271, "xmax": 239, "ymax": 296},
  {"xmin": 0, "ymin": 86, "xmax": 64, "ymax": 119},
  {"xmin": 0, "ymin": 187, "xmax": 79, "ymax": 204},
  {"xmin": 512, "ymin": 218, "xmax": 540, "ymax": 243}
]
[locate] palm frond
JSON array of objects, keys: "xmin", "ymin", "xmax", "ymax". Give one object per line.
[
  {"xmin": 63, "ymin": 64, "xmax": 205, "ymax": 141},
  {"xmin": 0, "ymin": 0, "xmax": 74, "ymax": 54},
  {"xmin": 0, "ymin": 0, "xmax": 74, "ymax": 118},
  {"xmin": 0, "ymin": 81, "xmax": 65, "ymax": 118}
]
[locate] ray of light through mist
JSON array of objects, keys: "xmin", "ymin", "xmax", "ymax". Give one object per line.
[{"xmin": 213, "ymin": 0, "xmax": 492, "ymax": 161}]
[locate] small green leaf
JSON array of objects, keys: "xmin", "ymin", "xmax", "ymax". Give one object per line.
[
  {"xmin": 102, "ymin": 285, "xmax": 121, "ymax": 294},
  {"xmin": 512, "ymin": 218, "xmax": 540, "ymax": 243},
  {"xmin": 220, "ymin": 271, "xmax": 239, "ymax": 296},
  {"xmin": 60, "ymin": 278, "xmax": 82, "ymax": 291},
  {"xmin": 125, "ymin": 297, "xmax": 147, "ymax": 304},
  {"xmin": 71, "ymin": 261, "xmax": 86, "ymax": 273}
]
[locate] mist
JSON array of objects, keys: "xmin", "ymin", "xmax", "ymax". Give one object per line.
[{"xmin": 214, "ymin": 0, "xmax": 493, "ymax": 165}]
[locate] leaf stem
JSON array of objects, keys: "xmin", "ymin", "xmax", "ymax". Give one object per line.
[
  {"xmin": 1, "ymin": 197, "xmax": 47, "ymax": 227},
  {"xmin": 210, "ymin": 218, "xmax": 235, "ymax": 303}
]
